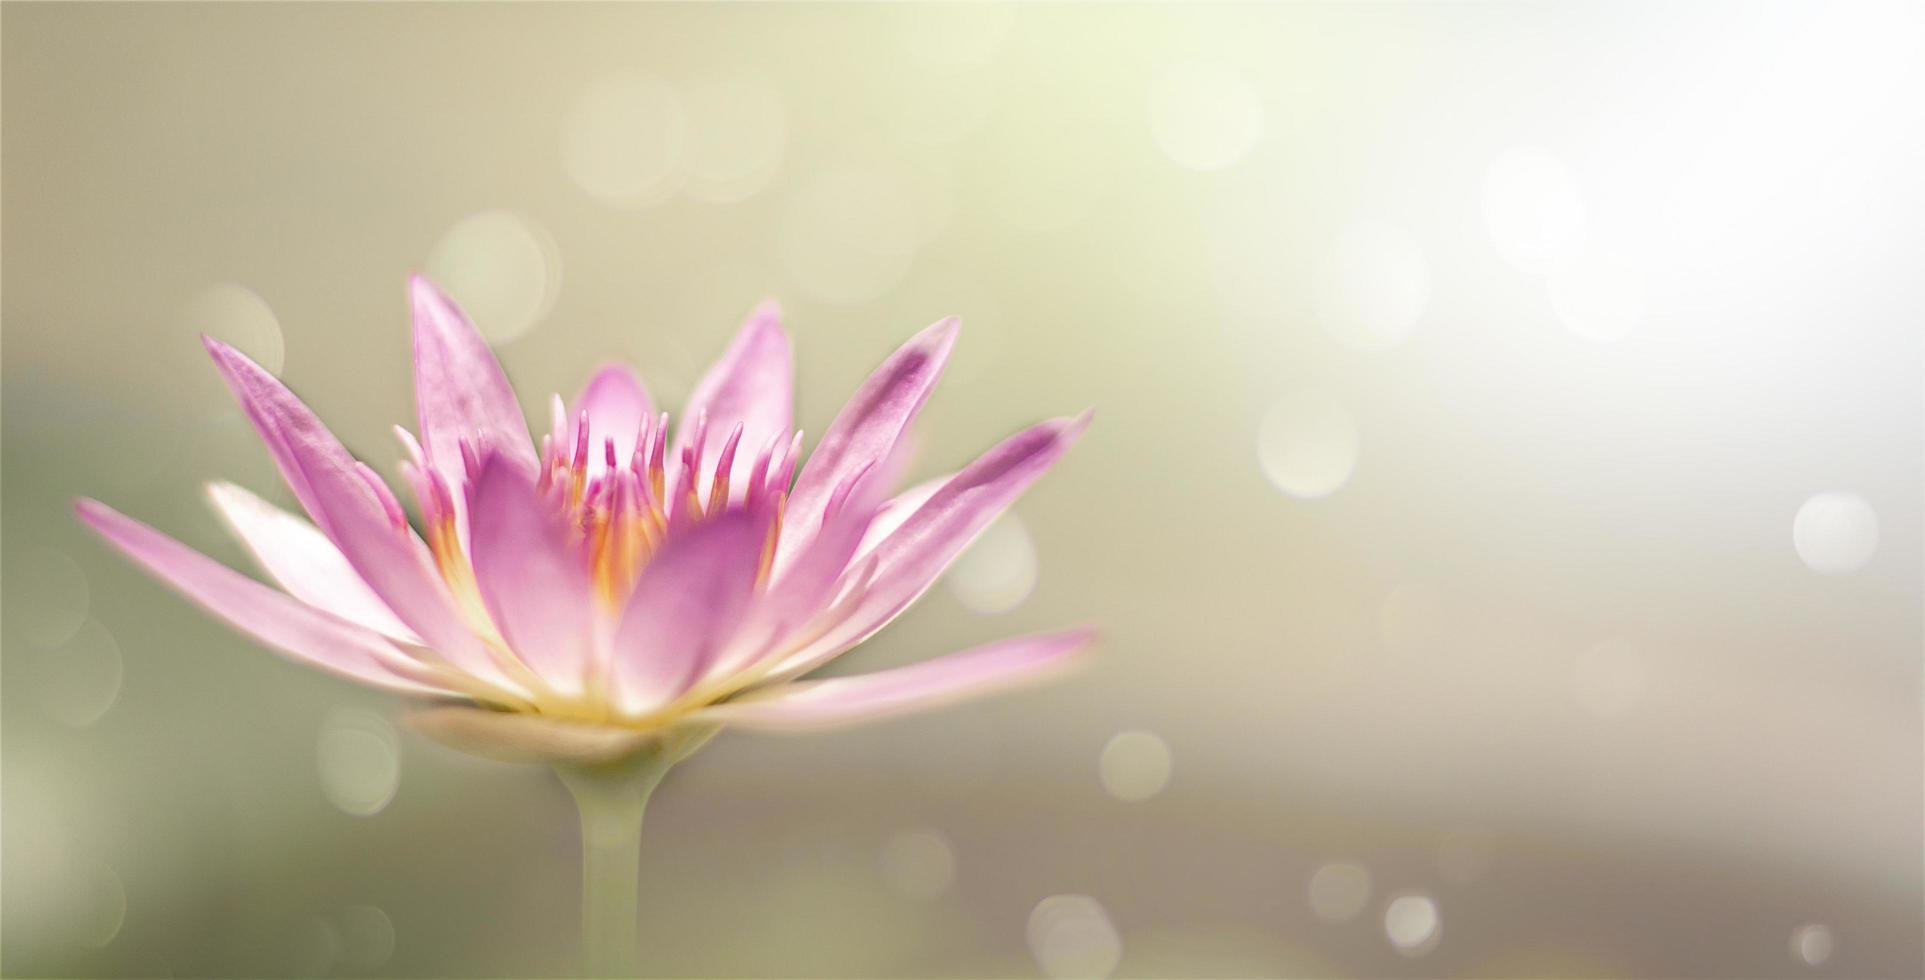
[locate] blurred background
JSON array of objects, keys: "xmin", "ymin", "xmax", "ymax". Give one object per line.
[{"xmin": 4, "ymin": 3, "xmax": 1921, "ymax": 977}]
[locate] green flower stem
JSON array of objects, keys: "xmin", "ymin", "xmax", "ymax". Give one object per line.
[{"xmin": 552, "ymin": 725, "xmax": 718, "ymax": 978}]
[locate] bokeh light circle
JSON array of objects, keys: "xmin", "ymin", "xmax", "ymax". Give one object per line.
[
  {"xmin": 1099, "ymin": 730, "xmax": 1173, "ymax": 803},
  {"xmin": 880, "ymin": 828, "xmax": 957, "ymax": 901},
  {"xmin": 1383, "ymin": 893, "xmax": 1441, "ymax": 956},
  {"xmin": 1257, "ymin": 391, "xmax": 1360, "ymax": 500},
  {"xmin": 338, "ymin": 904, "xmax": 397, "ymax": 970},
  {"xmin": 1148, "ymin": 60, "xmax": 1263, "ymax": 172},
  {"xmin": 424, "ymin": 210, "xmax": 562, "ymax": 345},
  {"xmin": 1307, "ymin": 862, "xmax": 1372, "ymax": 924},
  {"xmin": 317, "ymin": 708, "xmax": 401, "ymax": 818},
  {"xmin": 1790, "ymin": 923, "xmax": 1834, "ymax": 967},
  {"xmin": 946, "ymin": 514, "xmax": 1039, "ymax": 615},
  {"xmin": 1792, "ymin": 492, "xmax": 1879, "ymax": 575},
  {"xmin": 185, "ymin": 283, "xmax": 285, "ymax": 375},
  {"xmin": 73, "ymin": 861, "xmax": 127, "ymax": 948},
  {"xmin": 1027, "ymin": 894, "xmax": 1122, "ymax": 979},
  {"xmin": 561, "ymin": 73, "xmax": 686, "ymax": 208},
  {"xmin": 41, "ymin": 619, "xmax": 124, "ymax": 728}
]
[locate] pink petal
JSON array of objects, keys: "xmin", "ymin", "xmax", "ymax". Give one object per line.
[
  {"xmin": 206, "ymin": 482, "xmax": 420, "ymax": 644},
  {"xmin": 409, "ymin": 274, "xmax": 537, "ymax": 487},
  {"xmin": 780, "ymin": 317, "xmax": 958, "ymax": 563},
  {"xmin": 759, "ymin": 503, "xmax": 875, "ymax": 635},
  {"xmin": 703, "ymin": 629, "xmax": 1095, "ymax": 730},
  {"xmin": 284, "ymin": 435, "xmax": 525, "ymax": 693},
  {"xmin": 856, "ymin": 473, "xmax": 950, "ymax": 557},
  {"xmin": 202, "ymin": 337, "xmax": 336, "ymax": 530},
  {"xmin": 774, "ymin": 413, "xmax": 1090, "ymax": 678},
  {"xmin": 204, "ymin": 336, "xmax": 416, "ymax": 541},
  {"xmin": 75, "ymin": 499, "xmax": 447, "ymax": 696},
  {"xmin": 468, "ymin": 455, "xmax": 596, "ymax": 696},
  {"xmin": 574, "ymin": 364, "xmax": 655, "ymax": 478},
  {"xmin": 714, "ymin": 468, "xmax": 887, "ymax": 680},
  {"xmin": 611, "ymin": 511, "xmax": 767, "ymax": 715},
  {"xmin": 203, "ymin": 338, "xmax": 525, "ymax": 693},
  {"xmin": 672, "ymin": 302, "xmax": 792, "ymax": 505}
]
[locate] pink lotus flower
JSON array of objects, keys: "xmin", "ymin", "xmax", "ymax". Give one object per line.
[{"xmin": 78, "ymin": 278, "xmax": 1092, "ymax": 741}]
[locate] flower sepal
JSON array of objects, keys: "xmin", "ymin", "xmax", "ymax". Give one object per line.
[{"xmin": 407, "ymin": 702, "xmax": 721, "ymax": 770}]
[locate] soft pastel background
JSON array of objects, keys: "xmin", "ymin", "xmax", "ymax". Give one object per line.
[{"xmin": 4, "ymin": 3, "xmax": 1921, "ymax": 978}]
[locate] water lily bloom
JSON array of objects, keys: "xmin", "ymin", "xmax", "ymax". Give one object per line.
[{"xmin": 77, "ymin": 277, "xmax": 1093, "ymax": 746}]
